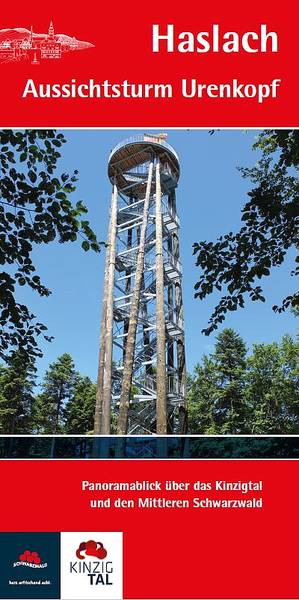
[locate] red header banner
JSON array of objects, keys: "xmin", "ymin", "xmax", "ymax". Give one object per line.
[{"xmin": 0, "ymin": 0, "xmax": 298, "ymax": 127}]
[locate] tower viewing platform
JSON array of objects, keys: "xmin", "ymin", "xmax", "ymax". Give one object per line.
[{"xmin": 108, "ymin": 134, "xmax": 180, "ymax": 198}]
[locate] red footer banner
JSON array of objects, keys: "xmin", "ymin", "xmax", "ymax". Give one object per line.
[{"xmin": 0, "ymin": 459, "xmax": 298, "ymax": 599}]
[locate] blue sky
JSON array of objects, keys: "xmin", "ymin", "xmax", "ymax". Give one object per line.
[{"xmin": 14, "ymin": 129, "xmax": 297, "ymax": 382}]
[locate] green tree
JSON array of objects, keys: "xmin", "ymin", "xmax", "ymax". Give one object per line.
[
  {"xmin": 64, "ymin": 375, "xmax": 96, "ymax": 434},
  {"xmin": 0, "ymin": 130, "xmax": 102, "ymax": 361},
  {"xmin": 188, "ymin": 329, "xmax": 248, "ymax": 434},
  {"xmin": 0, "ymin": 349, "xmax": 36, "ymax": 433},
  {"xmin": 247, "ymin": 335, "xmax": 299, "ymax": 433},
  {"xmin": 193, "ymin": 130, "xmax": 299, "ymax": 335},
  {"xmin": 213, "ymin": 328, "xmax": 248, "ymax": 433},
  {"xmin": 187, "ymin": 331, "xmax": 298, "ymax": 435},
  {"xmin": 188, "ymin": 357, "xmax": 219, "ymax": 433},
  {"xmin": 31, "ymin": 353, "xmax": 77, "ymax": 433}
]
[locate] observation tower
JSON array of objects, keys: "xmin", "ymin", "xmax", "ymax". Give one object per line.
[{"xmin": 94, "ymin": 134, "xmax": 187, "ymax": 435}]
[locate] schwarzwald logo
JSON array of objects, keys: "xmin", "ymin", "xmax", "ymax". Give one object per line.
[
  {"xmin": 0, "ymin": 20, "xmax": 94, "ymax": 64},
  {"xmin": 13, "ymin": 549, "xmax": 48, "ymax": 568}
]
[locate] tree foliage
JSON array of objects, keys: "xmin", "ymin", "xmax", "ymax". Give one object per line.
[
  {"xmin": 31, "ymin": 353, "xmax": 78, "ymax": 434},
  {"xmin": 0, "ymin": 349, "xmax": 36, "ymax": 433},
  {"xmin": 64, "ymin": 376, "xmax": 96, "ymax": 434},
  {"xmin": 188, "ymin": 329, "xmax": 247, "ymax": 434},
  {"xmin": 0, "ymin": 330, "xmax": 298, "ymax": 435},
  {"xmin": 0, "ymin": 129, "xmax": 102, "ymax": 361},
  {"xmin": 31, "ymin": 355, "xmax": 96, "ymax": 435},
  {"xmin": 193, "ymin": 130, "xmax": 299, "ymax": 335},
  {"xmin": 246, "ymin": 335, "xmax": 299, "ymax": 433},
  {"xmin": 188, "ymin": 329, "xmax": 299, "ymax": 434}
]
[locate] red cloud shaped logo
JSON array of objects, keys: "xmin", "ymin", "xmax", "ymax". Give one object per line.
[
  {"xmin": 76, "ymin": 540, "xmax": 107, "ymax": 560},
  {"xmin": 19, "ymin": 550, "xmax": 41, "ymax": 564}
]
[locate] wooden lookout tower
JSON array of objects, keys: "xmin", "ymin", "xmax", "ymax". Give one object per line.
[{"xmin": 94, "ymin": 134, "xmax": 187, "ymax": 435}]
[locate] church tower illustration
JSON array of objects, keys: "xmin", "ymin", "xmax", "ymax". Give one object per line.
[
  {"xmin": 0, "ymin": 21, "xmax": 94, "ymax": 63},
  {"xmin": 48, "ymin": 20, "xmax": 55, "ymax": 40}
]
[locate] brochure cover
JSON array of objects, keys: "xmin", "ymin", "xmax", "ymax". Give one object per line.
[{"xmin": 0, "ymin": 1, "xmax": 298, "ymax": 599}]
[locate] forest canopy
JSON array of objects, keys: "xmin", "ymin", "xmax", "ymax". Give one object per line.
[{"xmin": 0, "ymin": 330, "xmax": 298, "ymax": 435}]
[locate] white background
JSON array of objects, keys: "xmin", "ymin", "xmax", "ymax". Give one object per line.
[{"xmin": 60, "ymin": 532, "xmax": 123, "ymax": 600}]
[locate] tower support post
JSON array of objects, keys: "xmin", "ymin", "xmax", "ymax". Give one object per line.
[
  {"xmin": 96, "ymin": 184, "xmax": 118, "ymax": 434},
  {"xmin": 94, "ymin": 201, "xmax": 113, "ymax": 434},
  {"xmin": 155, "ymin": 159, "xmax": 167, "ymax": 434},
  {"xmin": 117, "ymin": 161, "xmax": 154, "ymax": 434}
]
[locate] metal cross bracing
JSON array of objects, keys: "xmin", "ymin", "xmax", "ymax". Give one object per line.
[{"xmin": 94, "ymin": 134, "xmax": 187, "ymax": 436}]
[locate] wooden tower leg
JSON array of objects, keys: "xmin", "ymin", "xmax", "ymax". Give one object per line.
[
  {"xmin": 98, "ymin": 184, "xmax": 118, "ymax": 434},
  {"xmin": 155, "ymin": 159, "xmax": 167, "ymax": 434},
  {"xmin": 94, "ymin": 196, "xmax": 113, "ymax": 435},
  {"xmin": 117, "ymin": 162, "xmax": 154, "ymax": 435}
]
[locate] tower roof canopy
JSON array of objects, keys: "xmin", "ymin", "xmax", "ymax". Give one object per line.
[{"xmin": 108, "ymin": 134, "xmax": 180, "ymax": 197}]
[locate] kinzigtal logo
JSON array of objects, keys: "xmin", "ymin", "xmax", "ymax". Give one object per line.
[
  {"xmin": 76, "ymin": 540, "xmax": 108, "ymax": 560},
  {"xmin": 13, "ymin": 549, "xmax": 48, "ymax": 568},
  {"xmin": 0, "ymin": 20, "xmax": 94, "ymax": 64}
]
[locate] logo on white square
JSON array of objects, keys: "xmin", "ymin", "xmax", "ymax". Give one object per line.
[{"xmin": 60, "ymin": 532, "xmax": 123, "ymax": 600}]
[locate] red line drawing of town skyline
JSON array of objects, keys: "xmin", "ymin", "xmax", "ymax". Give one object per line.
[{"xmin": 0, "ymin": 21, "xmax": 94, "ymax": 64}]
